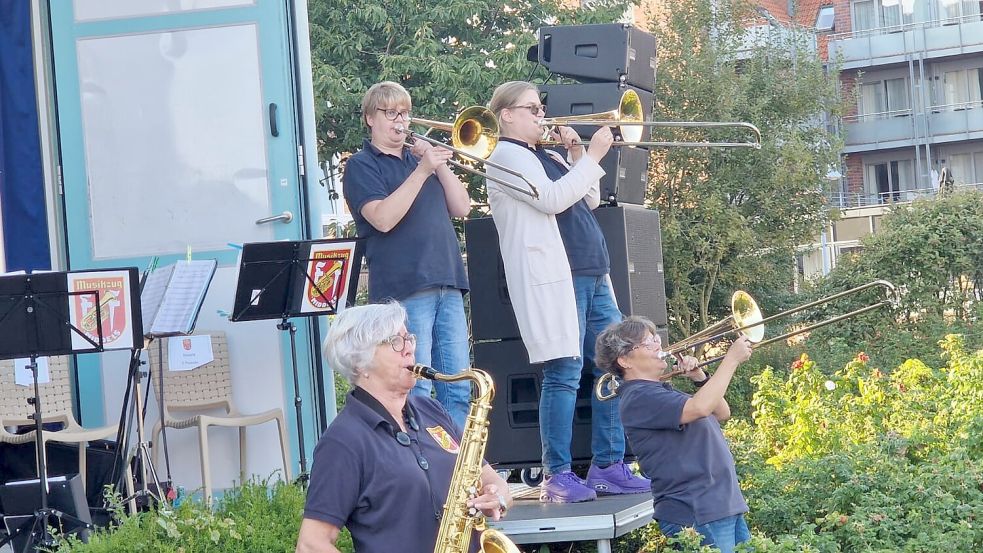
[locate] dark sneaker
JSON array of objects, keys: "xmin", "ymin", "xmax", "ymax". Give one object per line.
[
  {"xmin": 586, "ymin": 461, "xmax": 651, "ymax": 495},
  {"xmin": 540, "ymin": 471, "xmax": 597, "ymax": 503}
]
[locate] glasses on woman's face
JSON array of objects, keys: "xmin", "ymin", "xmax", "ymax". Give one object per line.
[
  {"xmin": 376, "ymin": 107, "xmax": 412, "ymax": 121},
  {"xmin": 510, "ymin": 103, "xmax": 546, "ymax": 116},
  {"xmin": 628, "ymin": 335, "xmax": 662, "ymax": 354},
  {"xmin": 383, "ymin": 333, "xmax": 417, "ymax": 353}
]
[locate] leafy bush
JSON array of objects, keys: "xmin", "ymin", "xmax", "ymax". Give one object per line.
[{"xmin": 50, "ymin": 478, "xmax": 352, "ymax": 553}]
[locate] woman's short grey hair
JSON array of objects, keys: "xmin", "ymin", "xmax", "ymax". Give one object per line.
[
  {"xmin": 361, "ymin": 81, "xmax": 411, "ymax": 127},
  {"xmin": 323, "ymin": 302, "xmax": 407, "ymax": 385},
  {"xmin": 489, "ymin": 81, "xmax": 539, "ymax": 118},
  {"xmin": 595, "ymin": 316, "xmax": 658, "ymax": 377}
]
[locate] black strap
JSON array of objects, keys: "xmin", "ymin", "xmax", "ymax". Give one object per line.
[{"xmin": 351, "ymin": 387, "xmax": 418, "ymax": 445}]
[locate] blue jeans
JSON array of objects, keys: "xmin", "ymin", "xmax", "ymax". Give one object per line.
[
  {"xmin": 403, "ymin": 287, "xmax": 471, "ymax": 431},
  {"xmin": 540, "ymin": 275, "xmax": 625, "ymax": 474},
  {"xmin": 657, "ymin": 514, "xmax": 751, "ymax": 553}
]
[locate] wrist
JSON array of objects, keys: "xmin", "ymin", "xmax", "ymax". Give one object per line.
[{"xmin": 693, "ymin": 373, "xmax": 711, "ymax": 388}]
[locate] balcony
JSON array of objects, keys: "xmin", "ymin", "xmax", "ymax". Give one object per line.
[
  {"xmin": 827, "ymin": 182, "xmax": 983, "ymax": 209},
  {"xmin": 842, "ymin": 108, "xmax": 915, "ymax": 152},
  {"xmin": 829, "ymin": 14, "xmax": 983, "ymax": 69},
  {"xmin": 843, "ymin": 101, "xmax": 983, "ymax": 152}
]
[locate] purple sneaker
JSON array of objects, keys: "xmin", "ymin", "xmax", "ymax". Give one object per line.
[
  {"xmin": 540, "ymin": 471, "xmax": 597, "ymax": 503},
  {"xmin": 586, "ymin": 461, "xmax": 651, "ymax": 495}
]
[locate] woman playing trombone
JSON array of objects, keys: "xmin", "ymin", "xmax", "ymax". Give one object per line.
[
  {"xmin": 594, "ymin": 316, "xmax": 753, "ymax": 553},
  {"xmin": 342, "ymin": 81, "xmax": 471, "ymax": 430},
  {"xmin": 484, "ymin": 81, "xmax": 649, "ymax": 503}
]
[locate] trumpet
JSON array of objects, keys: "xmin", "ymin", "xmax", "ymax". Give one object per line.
[
  {"xmin": 401, "ymin": 107, "xmax": 539, "ymax": 198},
  {"xmin": 595, "ymin": 280, "xmax": 898, "ymax": 400},
  {"xmin": 539, "ymin": 89, "xmax": 762, "ymax": 149}
]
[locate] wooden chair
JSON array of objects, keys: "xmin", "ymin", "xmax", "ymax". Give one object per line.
[
  {"xmin": 0, "ymin": 356, "xmax": 133, "ymax": 501},
  {"xmin": 148, "ymin": 331, "xmax": 291, "ymax": 503}
]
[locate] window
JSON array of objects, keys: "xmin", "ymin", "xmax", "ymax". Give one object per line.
[
  {"xmin": 942, "ymin": 68, "xmax": 983, "ymax": 109},
  {"xmin": 860, "ymin": 77, "xmax": 910, "ymax": 119},
  {"xmin": 939, "ymin": 150, "xmax": 983, "ymax": 185},
  {"xmin": 852, "ymin": 0, "xmax": 915, "ymax": 32},
  {"xmin": 816, "ymin": 6, "xmax": 835, "ymax": 31},
  {"xmin": 940, "ymin": 0, "xmax": 983, "ymax": 23},
  {"xmin": 865, "ymin": 160, "xmax": 915, "ymax": 202}
]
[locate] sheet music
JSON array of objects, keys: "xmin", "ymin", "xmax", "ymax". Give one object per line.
[
  {"xmin": 147, "ymin": 260, "xmax": 217, "ymax": 337},
  {"xmin": 140, "ymin": 264, "xmax": 175, "ymax": 336}
]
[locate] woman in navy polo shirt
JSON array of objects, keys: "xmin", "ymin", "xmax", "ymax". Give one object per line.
[
  {"xmin": 295, "ymin": 303, "xmax": 511, "ymax": 553},
  {"xmin": 594, "ymin": 316, "xmax": 753, "ymax": 553},
  {"xmin": 342, "ymin": 81, "xmax": 471, "ymax": 431}
]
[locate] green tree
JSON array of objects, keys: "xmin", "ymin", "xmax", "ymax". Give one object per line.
[
  {"xmin": 804, "ymin": 190, "xmax": 983, "ymax": 369},
  {"xmin": 644, "ymin": 0, "xmax": 846, "ymax": 340},
  {"xmin": 308, "ymin": 0, "xmax": 631, "ymax": 206}
]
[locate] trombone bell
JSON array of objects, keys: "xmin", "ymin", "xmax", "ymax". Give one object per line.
[{"xmin": 731, "ymin": 291, "xmax": 764, "ymax": 343}]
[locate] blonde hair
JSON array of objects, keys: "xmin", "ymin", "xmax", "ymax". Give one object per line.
[
  {"xmin": 361, "ymin": 81, "xmax": 412, "ymax": 127},
  {"xmin": 489, "ymin": 81, "xmax": 539, "ymax": 118}
]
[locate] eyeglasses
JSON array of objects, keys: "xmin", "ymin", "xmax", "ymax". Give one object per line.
[
  {"xmin": 377, "ymin": 108, "xmax": 412, "ymax": 121},
  {"xmin": 510, "ymin": 103, "xmax": 546, "ymax": 115},
  {"xmin": 628, "ymin": 336, "xmax": 662, "ymax": 354},
  {"xmin": 383, "ymin": 333, "xmax": 417, "ymax": 352}
]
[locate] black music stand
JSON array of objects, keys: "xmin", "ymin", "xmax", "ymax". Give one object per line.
[
  {"xmin": 0, "ymin": 272, "xmax": 106, "ymax": 552},
  {"xmin": 230, "ymin": 238, "xmax": 363, "ymax": 485}
]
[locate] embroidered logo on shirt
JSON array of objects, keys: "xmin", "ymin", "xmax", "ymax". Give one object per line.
[{"xmin": 426, "ymin": 425, "xmax": 460, "ymax": 454}]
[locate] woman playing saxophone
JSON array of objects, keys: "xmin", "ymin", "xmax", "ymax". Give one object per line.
[{"xmin": 296, "ymin": 302, "xmax": 512, "ymax": 553}]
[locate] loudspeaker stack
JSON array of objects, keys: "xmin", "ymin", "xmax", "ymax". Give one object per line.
[{"xmin": 466, "ymin": 24, "xmax": 667, "ymax": 470}]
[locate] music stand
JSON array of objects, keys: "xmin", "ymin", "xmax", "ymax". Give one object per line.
[
  {"xmin": 0, "ymin": 271, "xmax": 117, "ymax": 552},
  {"xmin": 230, "ymin": 238, "xmax": 363, "ymax": 484}
]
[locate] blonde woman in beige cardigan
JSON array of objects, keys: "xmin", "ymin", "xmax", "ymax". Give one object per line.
[{"xmin": 484, "ymin": 81, "xmax": 650, "ymax": 503}]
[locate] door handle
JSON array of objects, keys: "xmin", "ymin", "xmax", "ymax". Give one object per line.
[{"xmin": 255, "ymin": 211, "xmax": 293, "ymax": 225}]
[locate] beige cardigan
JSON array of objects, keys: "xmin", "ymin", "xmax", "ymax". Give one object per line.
[{"xmin": 485, "ymin": 141, "xmax": 605, "ymax": 363}]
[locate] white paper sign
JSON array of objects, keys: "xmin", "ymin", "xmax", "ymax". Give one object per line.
[
  {"xmin": 167, "ymin": 335, "xmax": 214, "ymax": 372},
  {"xmin": 15, "ymin": 357, "xmax": 50, "ymax": 387}
]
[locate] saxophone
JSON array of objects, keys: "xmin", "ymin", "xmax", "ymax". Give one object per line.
[{"xmin": 410, "ymin": 364, "xmax": 520, "ymax": 553}]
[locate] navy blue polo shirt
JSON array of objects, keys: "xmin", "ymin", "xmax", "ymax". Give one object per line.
[
  {"xmin": 617, "ymin": 379, "xmax": 748, "ymax": 526},
  {"xmin": 500, "ymin": 138, "xmax": 609, "ymax": 276},
  {"xmin": 304, "ymin": 391, "xmax": 478, "ymax": 553},
  {"xmin": 343, "ymin": 139, "xmax": 469, "ymax": 301}
]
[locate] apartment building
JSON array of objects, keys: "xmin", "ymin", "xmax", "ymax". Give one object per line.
[{"xmin": 793, "ymin": 0, "xmax": 983, "ymax": 277}]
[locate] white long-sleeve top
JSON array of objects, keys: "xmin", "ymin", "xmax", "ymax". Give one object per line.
[{"xmin": 484, "ymin": 141, "xmax": 605, "ymax": 363}]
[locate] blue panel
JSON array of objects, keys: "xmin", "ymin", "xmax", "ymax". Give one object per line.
[{"xmin": 0, "ymin": 2, "xmax": 51, "ymax": 271}]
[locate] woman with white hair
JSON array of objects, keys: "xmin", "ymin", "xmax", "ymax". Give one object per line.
[{"xmin": 296, "ymin": 302, "xmax": 511, "ymax": 553}]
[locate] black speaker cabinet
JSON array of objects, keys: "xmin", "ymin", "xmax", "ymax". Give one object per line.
[
  {"xmin": 539, "ymin": 83, "xmax": 654, "ymax": 143},
  {"xmin": 534, "ymin": 23, "xmax": 657, "ymax": 91},
  {"xmin": 598, "ymin": 146, "xmax": 650, "ymax": 206},
  {"xmin": 476, "ymin": 339, "xmax": 634, "ymax": 469},
  {"xmin": 594, "ymin": 205, "xmax": 668, "ymax": 326},
  {"xmin": 467, "ymin": 207, "xmax": 669, "ymax": 339},
  {"xmin": 464, "ymin": 217, "xmax": 520, "ymax": 342}
]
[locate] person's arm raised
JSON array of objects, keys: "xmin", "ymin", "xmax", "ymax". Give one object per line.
[
  {"xmin": 679, "ymin": 337, "xmax": 752, "ymax": 425},
  {"xmin": 360, "ymin": 147, "xmax": 455, "ymax": 232}
]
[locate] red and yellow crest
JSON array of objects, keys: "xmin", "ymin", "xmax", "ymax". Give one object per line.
[
  {"xmin": 426, "ymin": 425, "xmax": 461, "ymax": 454},
  {"xmin": 73, "ymin": 276, "xmax": 127, "ymax": 345},
  {"xmin": 305, "ymin": 250, "xmax": 350, "ymax": 310}
]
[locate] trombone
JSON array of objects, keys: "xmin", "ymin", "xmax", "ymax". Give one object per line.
[
  {"xmin": 400, "ymin": 107, "xmax": 539, "ymax": 198},
  {"xmin": 595, "ymin": 280, "xmax": 898, "ymax": 400},
  {"xmin": 539, "ymin": 89, "xmax": 762, "ymax": 149}
]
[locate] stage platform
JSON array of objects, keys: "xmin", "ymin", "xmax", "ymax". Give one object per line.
[{"xmin": 489, "ymin": 485, "xmax": 654, "ymax": 553}]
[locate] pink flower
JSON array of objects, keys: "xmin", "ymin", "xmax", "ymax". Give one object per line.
[{"xmin": 856, "ymin": 352, "xmax": 870, "ymax": 363}]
